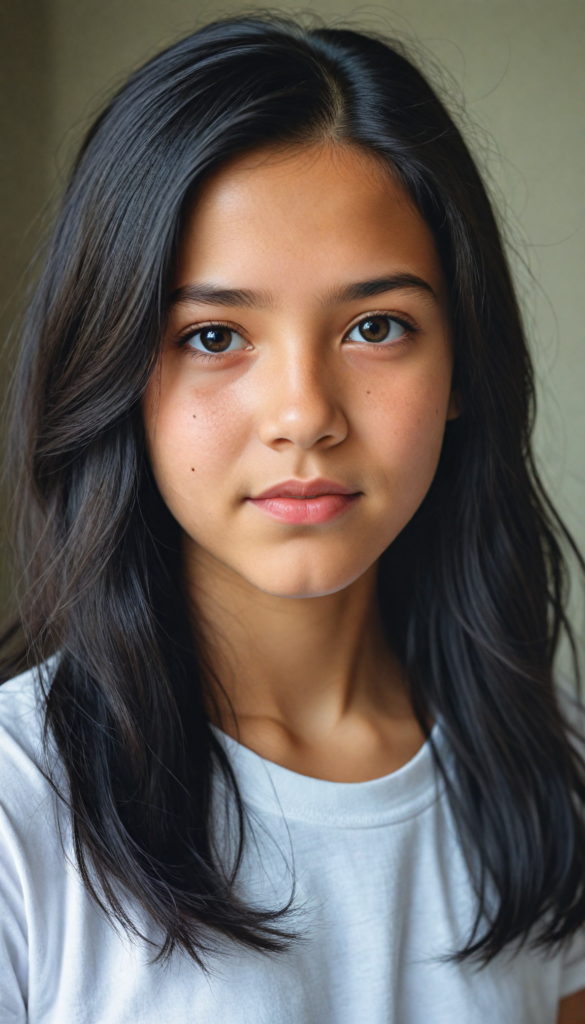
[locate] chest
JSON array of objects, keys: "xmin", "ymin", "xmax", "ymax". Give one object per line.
[{"xmin": 28, "ymin": 802, "xmax": 563, "ymax": 1024}]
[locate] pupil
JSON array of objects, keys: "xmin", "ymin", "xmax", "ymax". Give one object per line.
[
  {"xmin": 359, "ymin": 317, "xmax": 390, "ymax": 342},
  {"xmin": 201, "ymin": 328, "xmax": 231, "ymax": 352}
]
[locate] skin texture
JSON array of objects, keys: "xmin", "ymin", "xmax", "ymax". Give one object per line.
[
  {"xmin": 143, "ymin": 144, "xmax": 585, "ymax": 1016},
  {"xmin": 144, "ymin": 142, "xmax": 455, "ymax": 781}
]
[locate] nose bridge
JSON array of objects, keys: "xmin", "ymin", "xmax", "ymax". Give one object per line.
[{"xmin": 260, "ymin": 331, "xmax": 347, "ymax": 450}]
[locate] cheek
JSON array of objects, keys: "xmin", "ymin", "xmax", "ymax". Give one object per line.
[
  {"xmin": 143, "ymin": 371, "xmax": 251, "ymax": 519},
  {"xmin": 362, "ymin": 369, "xmax": 450, "ymax": 508}
]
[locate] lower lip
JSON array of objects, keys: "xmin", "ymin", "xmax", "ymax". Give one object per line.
[{"xmin": 248, "ymin": 493, "xmax": 360, "ymax": 525}]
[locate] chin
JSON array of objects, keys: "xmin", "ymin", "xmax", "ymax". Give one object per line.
[{"xmin": 245, "ymin": 558, "xmax": 372, "ymax": 600}]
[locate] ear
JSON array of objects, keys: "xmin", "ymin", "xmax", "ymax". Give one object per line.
[{"xmin": 446, "ymin": 388, "xmax": 462, "ymax": 421}]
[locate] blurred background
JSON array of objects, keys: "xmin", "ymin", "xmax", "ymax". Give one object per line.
[{"xmin": 1, "ymin": 0, "xmax": 584, "ymax": 643}]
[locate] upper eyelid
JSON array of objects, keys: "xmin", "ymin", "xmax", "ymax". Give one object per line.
[
  {"xmin": 175, "ymin": 310, "xmax": 419, "ymax": 345},
  {"xmin": 176, "ymin": 319, "xmax": 249, "ymax": 343},
  {"xmin": 343, "ymin": 310, "xmax": 420, "ymax": 337}
]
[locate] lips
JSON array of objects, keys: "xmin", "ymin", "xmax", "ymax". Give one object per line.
[
  {"xmin": 252, "ymin": 478, "xmax": 357, "ymax": 500},
  {"xmin": 247, "ymin": 478, "xmax": 361, "ymax": 525}
]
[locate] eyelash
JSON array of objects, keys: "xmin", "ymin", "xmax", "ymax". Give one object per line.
[
  {"xmin": 176, "ymin": 321, "xmax": 248, "ymax": 361},
  {"xmin": 176, "ymin": 312, "xmax": 420, "ymax": 360},
  {"xmin": 352, "ymin": 312, "xmax": 419, "ymax": 347}
]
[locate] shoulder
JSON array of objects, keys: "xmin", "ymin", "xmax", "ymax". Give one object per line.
[
  {"xmin": 0, "ymin": 663, "xmax": 73, "ymax": 1021},
  {"xmin": 0, "ymin": 661, "xmax": 69, "ymax": 922},
  {"xmin": 0, "ymin": 662, "xmax": 54, "ymax": 763},
  {"xmin": 0, "ymin": 661, "xmax": 62, "ymax": 829}
]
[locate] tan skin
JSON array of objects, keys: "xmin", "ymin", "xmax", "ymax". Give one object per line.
[{"xmin": 143, "ymin": 143, "xmax": 585, "ymax": 1021}]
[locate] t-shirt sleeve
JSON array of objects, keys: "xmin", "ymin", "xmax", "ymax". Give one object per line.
[
  {"xmin": 559, "ymin": 929, "xmax": 585, "ymax": 999},
  {"xmin": 0, "ymin": 668, "xmax": 56, "ymax": 1024},
  {"xmin": 0, "ymin": 807, "xmax": 28, "ymax": 1023}
]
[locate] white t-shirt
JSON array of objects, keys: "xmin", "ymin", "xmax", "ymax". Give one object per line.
[{"xmin": 1, "ymin": 668, "xmax": 585, "ymax": 1023}]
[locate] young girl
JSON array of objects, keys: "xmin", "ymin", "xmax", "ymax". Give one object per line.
[{"xmin": 1, "ymin": 15, "xmax": 584, "ymax": 1023}]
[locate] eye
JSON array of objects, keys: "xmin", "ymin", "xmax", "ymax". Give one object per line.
[
  {"xmin": 185, "ymin": 325, "xmax": 247, "ymax": 354},
  {"xmin": 346, "ymin": 316, "xmax": 408, "ymax": 344}
]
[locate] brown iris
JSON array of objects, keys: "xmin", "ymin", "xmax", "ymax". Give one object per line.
[
  {"xmin": 357, "ymin": 316, "xmax": 391, "ymax": 342},
  {"xmin": 199, "ymin": 327, "xmax": 233, "ymax": 351}
]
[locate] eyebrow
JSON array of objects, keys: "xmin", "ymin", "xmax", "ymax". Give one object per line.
[
  {"xmin": 169, "ymin": 284, "xmax": 273, "ymax": 309},
  {"xmin": 169, "ymin": 273, "xmax": 437, "ymax": 310},
  {"xmin": 326, "ymin": 274, "xmax": 437, "ymax": 304}
]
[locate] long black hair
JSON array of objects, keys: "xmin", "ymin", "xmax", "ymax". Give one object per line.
[{"xmin": 2, "ymin": 13, "xmax": 585, "ymax": 966}]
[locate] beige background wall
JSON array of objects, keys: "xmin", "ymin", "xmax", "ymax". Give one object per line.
[
  {"xmin": 0, "ymin": 0, "xmax": 50, "ymax": 351},
  {"xmin": 0, "ymin": 0, "xmax": 52, "ymax": 615},
  {"xmin": 2, "ymin": 0, "xmax": 584, "ymax": 636}
]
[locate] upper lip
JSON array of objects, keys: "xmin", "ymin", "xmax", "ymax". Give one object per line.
[{"xmin": 251, "ymin": 478, "xmax": 359, "ymax": 500}]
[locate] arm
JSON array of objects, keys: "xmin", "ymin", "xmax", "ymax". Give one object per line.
[{"xmin": 559, "ymin": 988, "xmax": 585, "ymax": 1023}]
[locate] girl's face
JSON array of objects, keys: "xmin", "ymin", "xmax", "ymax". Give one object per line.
[{"xmin": 144, "ymin": 144, "xmax": 456, "ymax": 598}]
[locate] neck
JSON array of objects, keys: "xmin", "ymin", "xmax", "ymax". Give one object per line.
[{"xmin": 185, "ymin": 541, "xmax": 424, "ymax": 781}]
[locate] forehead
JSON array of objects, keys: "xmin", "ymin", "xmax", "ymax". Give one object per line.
[{"xmin": 175, "ymin": 144, "xmax": 444, "ymax": 300}]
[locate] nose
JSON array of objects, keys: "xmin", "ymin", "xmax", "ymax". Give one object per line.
[{"xmin": 257, "ymin": 345, "xmax": 348, "ymax": 451}]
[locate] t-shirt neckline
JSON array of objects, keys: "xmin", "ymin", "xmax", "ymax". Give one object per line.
[{"xmin": 211, "ymin": 723, "xmax": 442, "ymax": 828}]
